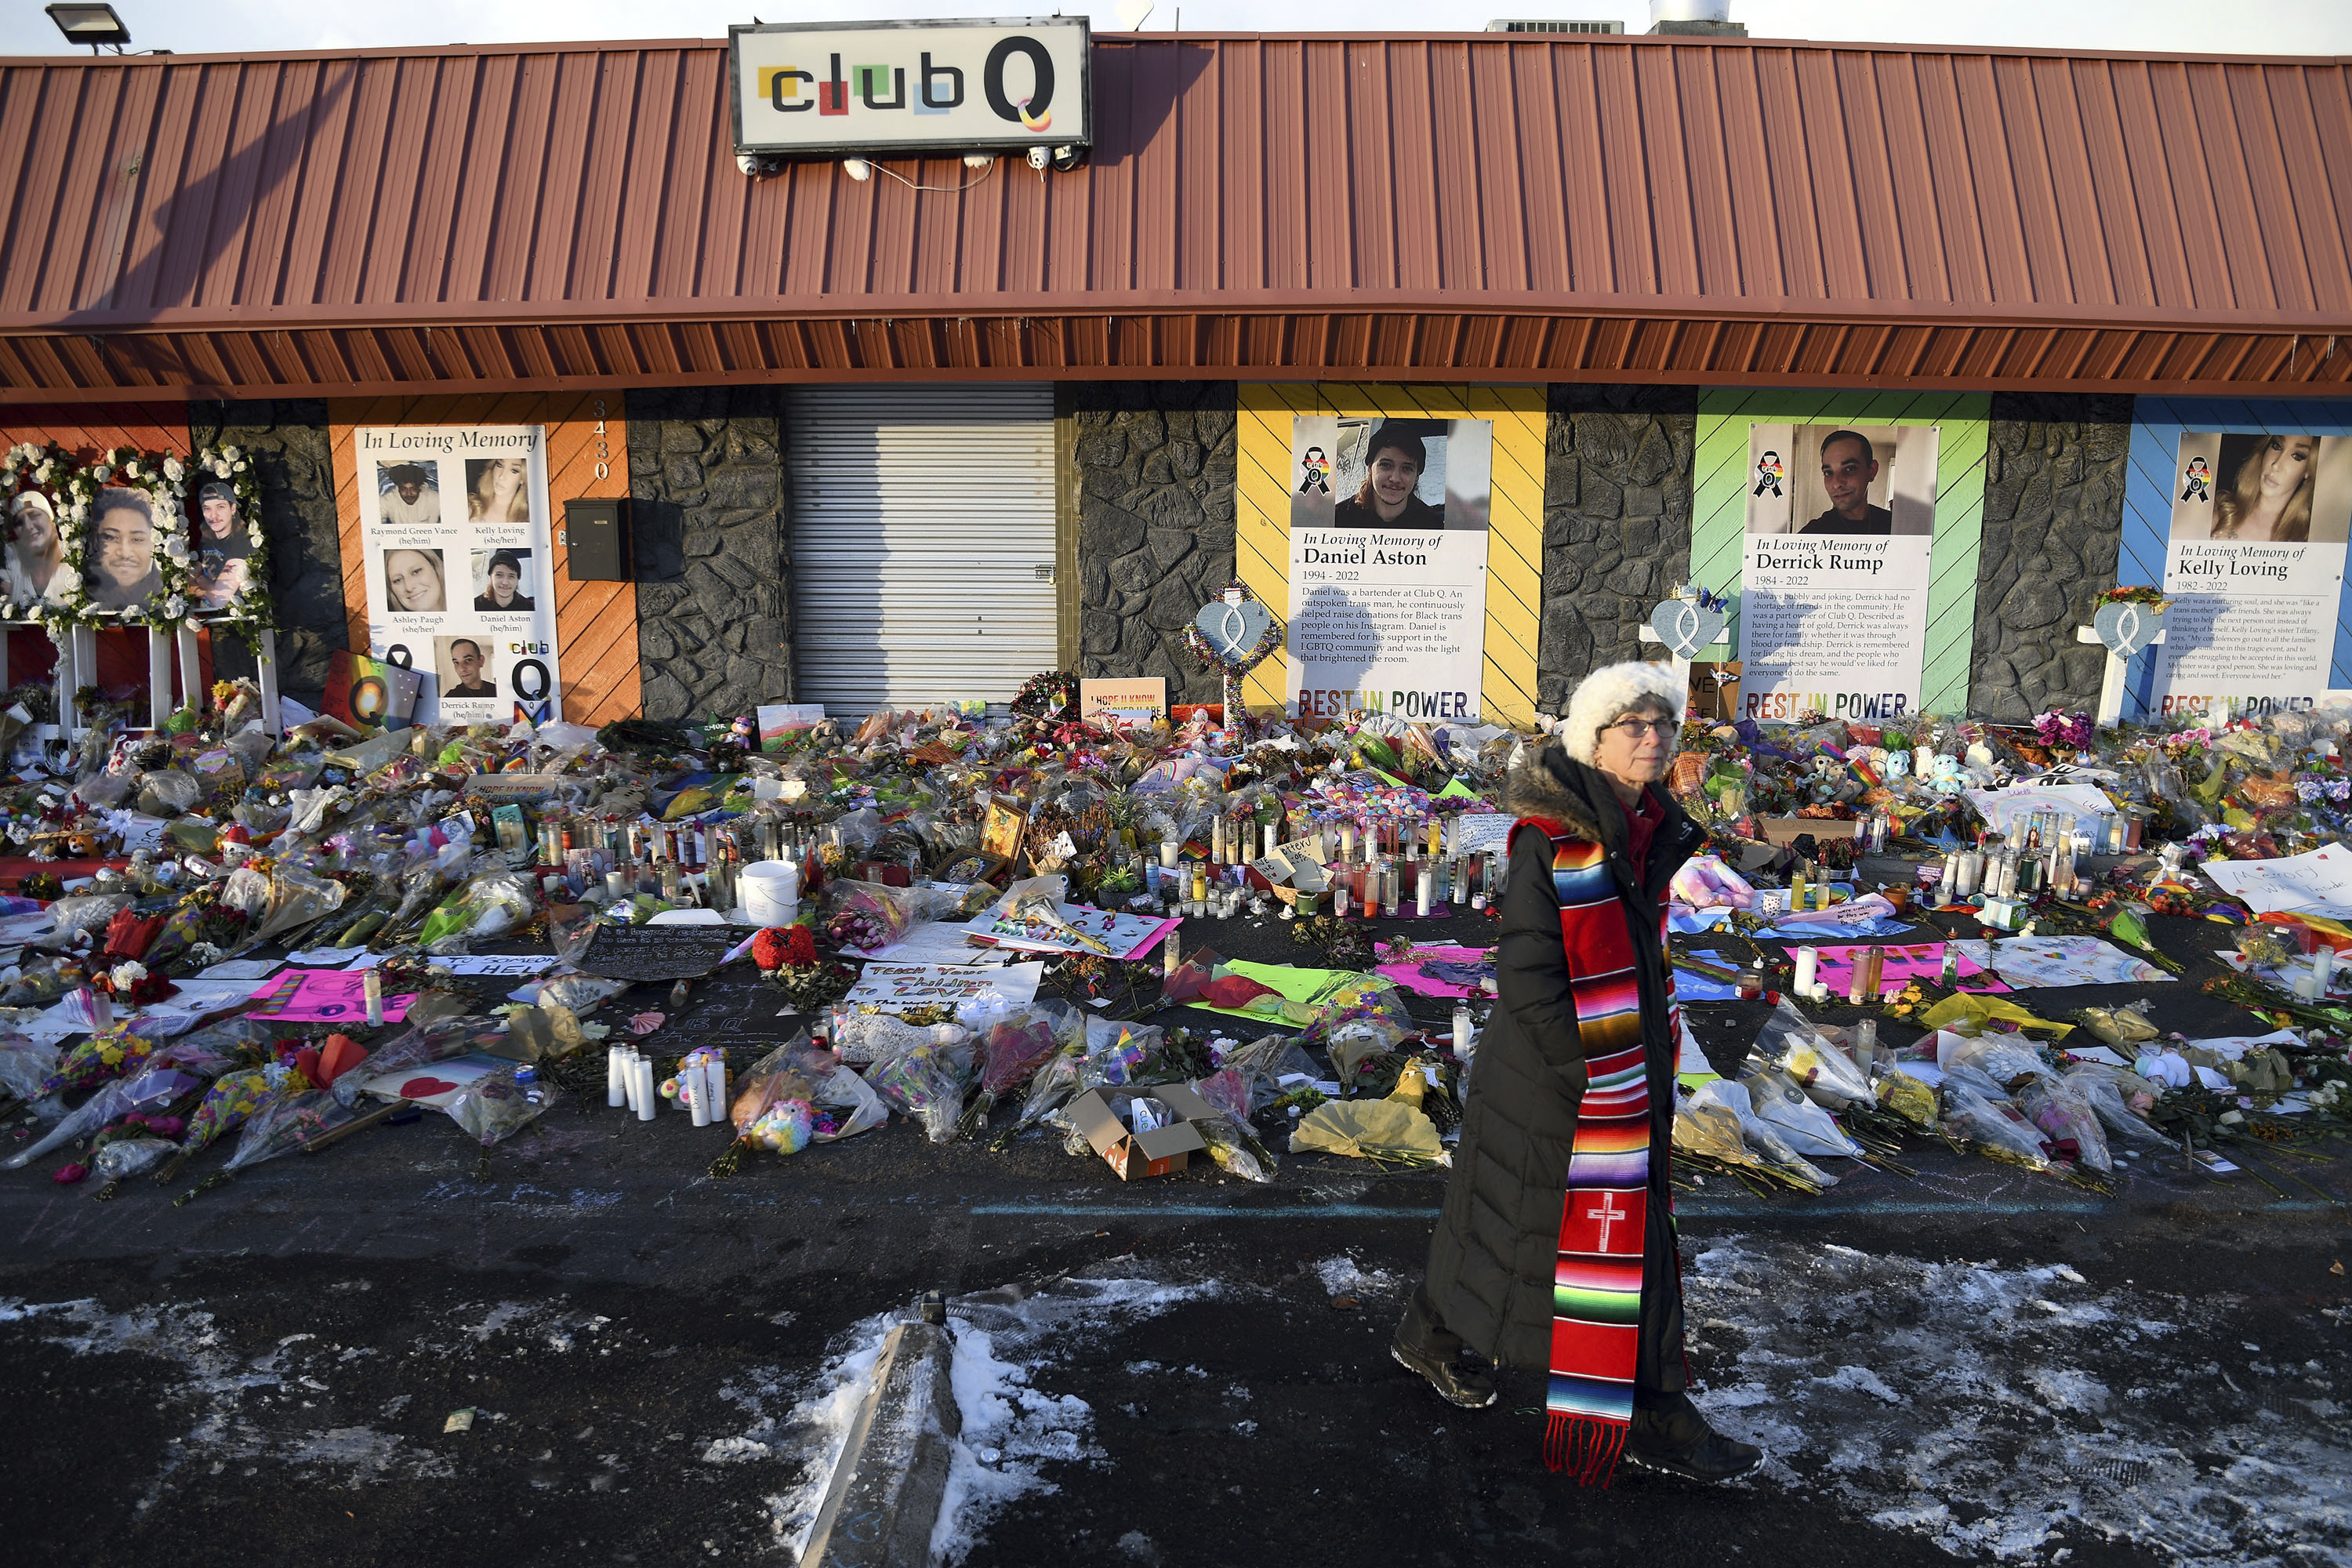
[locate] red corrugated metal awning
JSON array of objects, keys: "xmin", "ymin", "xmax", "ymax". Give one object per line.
[{"xmin": 2, "ymin": 31, "xmax": 2348, "ymax": 398}]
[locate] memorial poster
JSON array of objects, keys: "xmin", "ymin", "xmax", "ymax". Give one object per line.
[
  {"xmin": 2148, "ymin": 430, "xmax": 2352, "ymax": 718},
  {"xmin": 355, "ymin": 425, "xmax": 561, "ymax": 725},
  {"xmin": 1284, "ymin": 415, "xmax": 1490, "ymax": 722},
  {"xmin": 1737, "ymin": 423, "xmax": 1939, "ymax": 724}
]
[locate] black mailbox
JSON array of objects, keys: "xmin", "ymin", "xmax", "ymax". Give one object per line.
[{"xmin": 564, "ymin": 497, "xmax": 632, "ymax": 581}]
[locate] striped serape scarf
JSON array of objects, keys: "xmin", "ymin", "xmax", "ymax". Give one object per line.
[{"xmin": 1521, "ymin": 818, "xmax": 1665, "ymax": 1487}]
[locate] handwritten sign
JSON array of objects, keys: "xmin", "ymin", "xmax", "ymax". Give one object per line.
[
  {"xmin": 962, "ymin": 902, "xmax": 1176, "ymax": 962},
  {"xmin": 843, "ymin": 960, "xmax": 1044, "ymax": 1014},
  {"xmin": 575, "ymin": 924, "xmax": 739, "ymax": 982},
  {"xmin": 246, "ymin": 970, "xmax": 419, "ymax": 1023}
]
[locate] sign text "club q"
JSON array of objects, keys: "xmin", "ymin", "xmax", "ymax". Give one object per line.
[{"xmin": 730, "ymin": 18, "xmax": 1092, "ymax": 158}]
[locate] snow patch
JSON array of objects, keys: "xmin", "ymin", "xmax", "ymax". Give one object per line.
[
  {"xmin": 1682, "ymin": 1238, "xmax": 2352, "ymax": 1566},
  {"xmin": 1313, "ymin": 1255, "xmax": 1398, "ymax": 1298}
]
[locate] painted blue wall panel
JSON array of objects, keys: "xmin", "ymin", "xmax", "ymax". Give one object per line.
[{"xmin": 2121, "ymin": 397, "xmax": 2352, "ymax": 717}]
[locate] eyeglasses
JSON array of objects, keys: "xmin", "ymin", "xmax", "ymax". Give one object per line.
[{"xmin": 1604, "ymin": 718, "xmax": 1678, "ymax": 739}]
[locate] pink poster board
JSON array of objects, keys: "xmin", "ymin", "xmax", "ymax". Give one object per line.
[
  {"xmin": 1809, "ymin": 942, "xmax": 2010, "ymax": 999},
  {"xmin": 246, "ymin": 970, "xmax": 419, "ymax": 1024}
]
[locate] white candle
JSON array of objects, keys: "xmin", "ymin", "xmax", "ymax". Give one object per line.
[
  {"xmin": 634, "ymin": 1058, "xmax": 658, "ymax": 1122},
  {"xmin": 688, "ymin": 1069, "xmax": 710, "ymax": 1127},
  {"xmin": 607, "ymin": 1047, "xmax": 627, "ymax": 1109},
  {"xmin": 2317, "ymin": 945, "xmax": 2338, "ymax": 992},
  {"xmin": 1417, "ymin": 862, "xmax": 1435, "ymax": 915},
  {"xmin": 1793, "ymin": 946, "xmax": 1819, "ymax": 994},
  {"xmin": 363, "ymin": 969, "xmax": 384, "ymax": 1027},
  {"xmin": 707, "ymin": 1061, "xmax": 730, "ymax": 1127}
]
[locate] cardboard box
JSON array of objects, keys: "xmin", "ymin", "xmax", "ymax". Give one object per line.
[{"xmin": 1064, "ymin": 1083, "xmax": 1216, "ymax": 1181}]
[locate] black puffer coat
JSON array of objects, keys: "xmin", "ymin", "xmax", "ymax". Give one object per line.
[{"xmin": 1418, "ymin": 740, "xmax": 1704, "ymax": 1370}]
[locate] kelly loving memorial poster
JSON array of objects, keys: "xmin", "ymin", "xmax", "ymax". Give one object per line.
[
  {"xmin": 356, "ymin": 426, "xmax": 561, "ymax": 726},
  {"xmin": 1737, "ymin": 423, "xmax": 1940, "ymax": 724},
  {"xmin": 1284, "ymin": 416, "xmax": 1492, "ymax": 723},
  {"xmin": 2151, "ymin": 431, "xmax": 2352, "ymax": 719}
]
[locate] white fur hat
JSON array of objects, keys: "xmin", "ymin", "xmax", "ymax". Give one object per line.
[{"xmin": 1561, "ymin": 660, "xmax": 1686, "ymax": 766}]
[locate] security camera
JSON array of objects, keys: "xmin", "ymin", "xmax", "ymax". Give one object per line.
[
  {"xmin": 1025, "ymin": 145, "xmax": 1051, "ymax": 172},
  {"xmin": 735, "ymin": 151, "xmax": 782, "ymax": 177},
  {"xmin": 1050, "ymin": 143, "xmax": 1088, "ymax": 174}
]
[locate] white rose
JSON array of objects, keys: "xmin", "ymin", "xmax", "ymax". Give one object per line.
[
  {"xmin": 222, "ymin": 445, "xmax": 242, "ymax": 461},
  {"xmin": 212, "ymin": 460, "xmax": 231, "ymax": 478},
  {"xmin": 91, "ymin": 465, "xmax": 111, "ymax": 482},
  {"xmin": 34, "ymin": 461, "xmax": 52, "ymax": 481},
  {"xmin": 164, "ymin": 595, "xmax": 186, "ymax": 619},
  {"xmin": 123, "ymin": 461, "xmax": 142, "ymax": 478},
  {"xmin": 165, "ymin": 537, "xmax": 190, "ymax": 563},
  {"xmin": 233, "ymin": 461, "xmax": 248, "ymax": 473},
  {"xmin": 163, "ymin": 457, "xmax": 183, "ymax": 481},
  {"xmin": 0, "ymin": 474, "xmax": 13, "ymax": 492},
  {"xmin": 247, "ymin": 526, "xmax": 264, "ymax": 546},
  {"xmin": 67, "ymin": 503, "xmax": 87, "ymax": 522}
]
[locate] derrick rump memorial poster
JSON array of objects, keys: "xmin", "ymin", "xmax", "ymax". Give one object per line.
[
  {"xmin": 1284, "ymin": 416, "xmax": 1492, "ymax": 722},
  {"xmin": 2150, "ymin": 431, "xmax": 2352, "ymax": 719},
  {"xmin": 1737, "ymin": 423, "xmax": 1940, "ymax": 724},
  {"xmin": 355, "ymin": 425, "xmax": 562, "ymax": 727}
]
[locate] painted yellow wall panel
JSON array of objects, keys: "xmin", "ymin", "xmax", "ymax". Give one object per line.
[{"xmin": 1240, "ymin": 383, "xmax": 1545, "ymax": 725}]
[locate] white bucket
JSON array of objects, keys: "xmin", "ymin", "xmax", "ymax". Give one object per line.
[{"xmin": 739, "ymin": 860, "xmax": 802, "ymax": 926}]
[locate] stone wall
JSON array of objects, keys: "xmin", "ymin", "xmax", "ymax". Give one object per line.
[
  {"xmin": 187, "ymin": 398, "xmax": 346, "ymax": 707},
  {"xmin": 1536, "ymin": 385, "xmax": 1697, "ymax": 713},
  {"xmin": 1067, "ymin": 382, "xmax": 1238, "ymax": 704},
  {"xmin": 1968, "ymin": 394, "xmax": 2132, "ymax": 723},
  {"xmin": 625, "ymin": 387, "xmax": 793, "ymax": 720}
]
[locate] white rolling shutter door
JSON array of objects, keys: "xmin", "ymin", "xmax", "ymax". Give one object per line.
[{"xmin": 787, "ymin": 385, "xmax": 1059, "ymax": 714}]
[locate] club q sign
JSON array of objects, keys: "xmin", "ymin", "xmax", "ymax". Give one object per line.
[{"xmin": 730, "ymin": 17, "xmax": 1092, "ymax": 158}]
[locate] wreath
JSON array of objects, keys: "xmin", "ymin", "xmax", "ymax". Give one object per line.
[
  {"xmin": 183, "ymin": 444, "xmax": 275, "ymax": 648},
  {"xmin": 49, "ymin": 445, "xmax": 198, "ymax": 636},
  {"xmin": 0, "ymin": 441, "xmax": 79, "ymax": 622},
  {"xmin": 2096, "ymin": 585, "xmax": 2169, "ymax": 609},
  {"xmin": 1011, "ymin": 668, "xmax": 1079, "ymax": 718}
]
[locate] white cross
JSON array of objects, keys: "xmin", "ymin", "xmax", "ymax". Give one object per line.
[{"xmin": 1584, "ymin": 1192, "xmax": 1630, "ymax": 1250}]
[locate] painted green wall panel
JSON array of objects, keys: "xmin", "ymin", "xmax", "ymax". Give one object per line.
[{"xmin": 1693, "ymin": 390, "xmax": 1992, "ymax": 720}]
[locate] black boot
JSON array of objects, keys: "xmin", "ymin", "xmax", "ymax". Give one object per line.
[
  {"xmin": 1391, "ymin": 1288, "xmax": 1496, "ymax": 1410},
  {"xmin": 1624, "ymin": 1390, "xmax": 1762, "ymax": 1483}
]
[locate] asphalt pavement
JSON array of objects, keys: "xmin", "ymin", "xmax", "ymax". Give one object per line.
[{"xmin": 2, "ymin": 898, "xmax": 2347, "ymax": 1567}]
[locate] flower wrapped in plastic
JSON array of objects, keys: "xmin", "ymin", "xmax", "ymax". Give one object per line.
[
  {"xmin": 36, "ymin": 1025, "xmax": 162, "ymax": 1098},
  {"xmin": 445, "ymin": 1064, "xmax": 561, "ymax": 1146},
  {"xmin": 1684, "ymin": 1079, "xmax": 1837, "ymax": 1190},
  {"xmin": 223, "ymin": 1071, "xmax": 352, "ymax": 1173},
  {"xmin": 863, "ymin": 1033, "xmax": 975, "ymax": 1142},
  {"xmin": 416, "ymin": 867, "xmax": 535, "ymax": 950},
  {"xmin": 0, "ymin": 1033, "xmax": 59, "ymax": 1102},
  {"xmin": 181, "ymin": 1065, "xmax": 275, "ymax": 1155},
  {"xmin": 1748, "ymin": 996, "xmax": 1875, "ymax": 1110},
  {"xmin": 1937, "ymin": 1080, "xmax": 2053, "ymax": 1173},
  {"xmin": 1287, "ymin": 1098, "xmax": 1445, "ymax": 1169},
  {"xmin": 822, "ymin": 880, "xmax": 916, "ymax": 953},
  {"xmin": 2014, "ymin": 1077, "xmax": 2113, "ymax": 1174},
  {"xmin": 955, "ymin": 1000, "xmax": 1083, "ymax": 1138}
]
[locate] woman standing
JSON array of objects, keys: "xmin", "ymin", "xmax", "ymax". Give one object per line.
[
  {"xmin": 1331, "ymin": 423, "xmax": 1446, "ymax": 530},
  {"xmin": 1392, "ymin": 661, "xmax": 1761, "ymax": 1486},
  {"xmin": 2211, "ymin": 434, "xmax": 2317, "ymax": 543},
  {"xmin": 467, "ymin": 456, "xmax": 532, "ymax": 524}
]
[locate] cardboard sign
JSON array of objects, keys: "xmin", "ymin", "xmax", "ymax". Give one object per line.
[
  {"xmin": 575, "ymin": 924, "xmax": 739, "ymax": 982},
  {"xmin": 354, "ymin": 1050, "xmax": 510, "ymax": 1110},
  {"xmin": 842, "ymin": 960, "xmax": 1044, "ymax": 1014},
  {"xmin": 246, "ymin": 970, "xmax": 418, "ymax": 1024},
  {"xmin": 757, "ymin": 703, "xmax": 826, "ymax": 752},
  {"xmin": 964, "ymin": 903, "xmax": 1176, "ymax": 961},
  {"xmin": 1079, "ymin": 678, "xmax": 1167, "ymax": 728}
]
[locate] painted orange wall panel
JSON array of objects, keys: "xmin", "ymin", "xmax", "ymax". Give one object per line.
[{"xmin": 328, "ymin": 392, "xmax": 638, "ymax": 725}]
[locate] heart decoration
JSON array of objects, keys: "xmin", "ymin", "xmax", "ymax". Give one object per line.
[
  {"xmin": 397, "ymin": 1076, "xmax": 461, "ymax": 1100},
  {"xmin": 1193, "ymin": 597, "xmax": 1276, "ymax": 668},
  {"xmin": 1649, "ymin": 598, "xmax": 1728, "ymax": 660},
  {"xmin": 2093, "ymin": 600, "xmax": 2165, "ymax": 660}
]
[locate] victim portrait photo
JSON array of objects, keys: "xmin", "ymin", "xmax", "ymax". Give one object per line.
[
  {"xmin": 188, "ymin": 479, "xmax": 253, "ymax": 610},
  {"xmin": 382, "ymin": 546, "xmax": 447, "ymax": 615},
  {"xmin": 2167, "ymin": 431, "xmax": 2352, "ymax": 545},
  {"xmin": 7, "ymin": 488, "xmax": 67, "ymax": 608},
  {"xmin": 435, "ymin": 633, "xmax": 497, "ymax": 699},
  {"xmin": 83, "ymin": 488, "xmax": 163, "ymax": 613},
  {"xmin": 377, "ymin": 460, "xmax": 441, "ymax": 526},
  {"xmin": 471, "ymin": 547, "xmax": 535, "ymax": 612},
  {"xmin": 465, "ymin": 456, "xmax": 532, "ymax": 524}
]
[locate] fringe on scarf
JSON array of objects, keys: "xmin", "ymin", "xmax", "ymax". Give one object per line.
[{"xmin": 1542, "ymin": 1411, "xmax": 1628, "ymax": 1488}]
